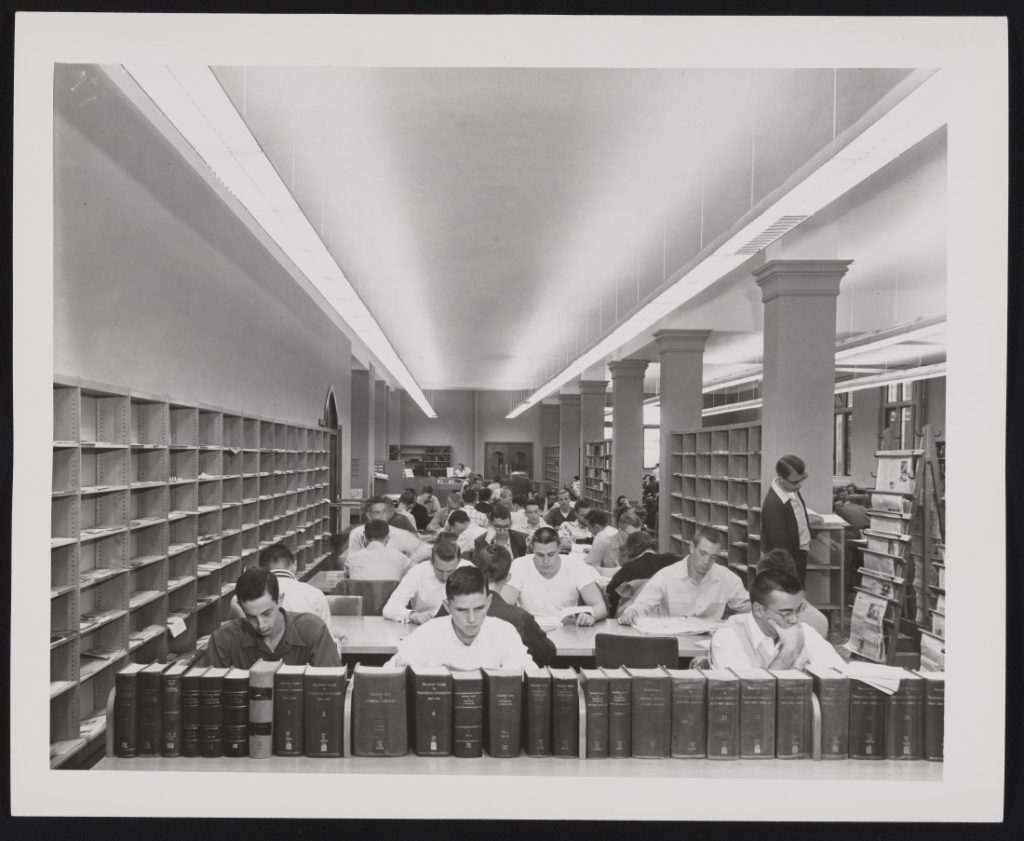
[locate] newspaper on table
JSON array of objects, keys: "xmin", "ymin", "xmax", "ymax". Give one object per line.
[
  {"xmin": 632, "ymin": 616, "xmax": 727, "ymax": 636},
  {"xmin": 837, "ymin": 661, "xmax": 907, "ymax": 695}
]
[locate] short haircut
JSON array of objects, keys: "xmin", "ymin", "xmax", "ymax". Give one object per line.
[
  {"xmin": 557, "ymin": 487, "xmax": 570, "ymax": 497},
  {"xmin": 399, "ymin": 489, "xmax": 417, "ymax": 506},
  {"xmin": 258, "ymin": 542, "xmax": 295, "ymax": 570},
  {"xmin": 574, "ymin": 498, "xmax": 592, "ymax": 513},
  {"xmin": 364, "ymin": 495, "xmax": 390, "ymax": 512},
  {"xmin": 776, "ymin": 454, "xmax": 806, "ymax": 479},
  {"xmin": 447, "ymin": 492, "xmax": 462, "ymax": 506},
  {"xmin": 489, "ymin": 503, "xmax": 512, "ymax": 522},
  {"xmin": 693, "ymin": 525, "xmax": 725, "ymax": 547},
  {"xmin": 524, "ymin": 497, "xmax": 542, "ymax": 509},
  {"xmin": 478, "ymin": 487, "xmax": 493, "ymax": 502},
  {"xmin": 445, "ymin": 565, "xmax": 488, "ymax": 600},
  {"xmin": 462, "ymin": 488, "xmax": 479, "ymax": 504},
  {"xmin": 750, "ymin": 568, "xmax": 803, "ymax": 606},
  {"xmin": 235, "ymin": 566, "xmax": 279, "ymax": 604},
  {"xmin": 588, "ymin": 510, "xmax": 610, "ymax": 529},
  {"xmin": 618, "ymin": 511, "xmax": 643, "ymax": 530},
  {"xmin": 474, "ymin": 543, "xmax": 513, "ymax": 583},
  {"xmin": 757, "ymin": 548, "xmax": 797, "ymax": 577},
  {"xmin": 532, "ymin": 526, "xmax": 559, "ymax": 547},
  {"xmin": 447, "ymin": 509, "xmax": 470, "ymax": 527},
  {"xmin": 624, "ymin": 530, "xmax": 658, "ymax": 559},
  {"xmin": 364, "ymin": 520, "xmax": 389, "ymax": 542},
  {"xmin": 423, "ymin": 485, "xmax": 434, "ymax": 495},
  {"xmin": 434, "ymin": 530, "xmax": 458, "ymax": 545},
  {"xmin": 432, "ymin": 539, "xmax": 460, "ymax": 564}
]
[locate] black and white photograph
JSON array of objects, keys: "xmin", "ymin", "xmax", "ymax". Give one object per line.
[{"xmin": 9, "ymin": 13, "xmax": 1008, "ymax": 822}]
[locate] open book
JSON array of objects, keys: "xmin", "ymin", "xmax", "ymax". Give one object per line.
[
  {"xmin": 631, "ymin": 616, "xmax": 728, "ymax": 636},
  {"xmin": 535, "ymin": 605, "xmax": 594, "ymax": 631}
]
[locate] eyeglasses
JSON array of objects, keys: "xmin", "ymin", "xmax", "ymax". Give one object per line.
[
  {"xmin": 768, "ymin": 602, "xmax": 808, "ymax": 621},
  {"xmin": 694, "ymin": 549, "xmax": 727, "ymax": 562}
]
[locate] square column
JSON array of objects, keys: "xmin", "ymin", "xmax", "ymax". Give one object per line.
[
  {"xmin": 754, "ymin": 259, "xmax": 851, "ymax": 511},
  {"xmin": 350, "ymin": 365, "xmax": 375, "ymax": 496},
  {"xmin": 609, "ymin": 359, "xmax": 649, "ymax": 504},
  {"xmin": 557, "ymin": 393, "xmax": 581, "ymax": 489},
  {"xmin": 578, "ymin": 379, "xmax": 609, "ymax": 468},
  {"xmin": 374, "ymin": 380, "xmax": 388, "ymax": 464},
  {"xmin": 654, "ymin": 329, "xmax": 712, "ymax": 551}
]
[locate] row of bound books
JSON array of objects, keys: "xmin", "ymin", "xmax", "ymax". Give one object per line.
[{"xmin": 113, "ymin": 661, "xmax": 944, "ymax": 762}]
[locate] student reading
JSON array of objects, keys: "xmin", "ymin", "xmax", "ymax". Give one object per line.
[
  {"xmin": 201, "ymin": 566, "xmax": 341, "ymax": 668},
  {"xmin": 385, "ymin": 566, "xmax": 537, "ymax": 670}
]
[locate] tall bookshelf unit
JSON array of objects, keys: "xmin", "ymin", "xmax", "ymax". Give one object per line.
[
  {"xmin": 543, "ymin": 445, "xmax": 560, "ymax": 495},
  {"xmin": 583, "ymin": 440, "xmax": 613, "ymax": 511},
  {"xmin": 50, "ymin": 376, "xmax": 333, "ymax": 768},
  {"xmin": 386, "ymin": 444, "xmax": 452, "ymax": 477},
  {"xmin": 667, "ymin": 421, "xmax": 846, "ymax": 627}
]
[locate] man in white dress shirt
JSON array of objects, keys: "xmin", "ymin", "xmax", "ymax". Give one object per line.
[
  {"xmin": 347, "ymin": 497, "xmax": 431, "ymax": 563},
  {"xmin": 384, "ymin": 566, "xmax": 536, "ymax": 671},
  {"xmin": 500, "ymin": 527, "xmax": 608, "ymax": 626},
  {"xmin": 344, "ymin": 520, "xmax": 414, "ymax": 581},
  {"xmin": 447, "ymin": 509, "xmax": 487, "ymax": 557},
  {"xmin": 382, "ymin": 538, "xmax": 472, "ymax": 624},
  {"xmin": 710, "ymin": 569, "xmax": 845, "ymax": 670}
]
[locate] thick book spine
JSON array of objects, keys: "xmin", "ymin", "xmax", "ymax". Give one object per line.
[
  {"xmin": 199, "ymin": 673, "xmax": 225, "ymax": 758},
  {"xmin": 884, "ymin": 673, "xmax": 924, "ymax": 760},
  {"xmin": 669, "ymin": 674, "xmax": 707, "ymax": 759},
  {"xmin": 523, "ymin": 672, "xmax": 552, "ymax": 757},
  {"xmin": 181, "ymin": 670, "xmax": 203, "ymax": 757},
  {"xmin": 222, "ymin": 674, "xmax": 249, "ymax": 757},
  {"xmin": 274, "ymin": 671, "xmax": 305, "ymax": 756},
  {"xmin": 921, "ymin": 675, "xmax": 945, "ymax": 761},
  {"xmin": 580, "ymin": 675, "xmax": 608, "ymax": 759},
  {"xmin": 114, "ymin": 670, "xmax": 140, "ymax": 758},
  {"xmin": 550, "ymin": 672, "xmax": 580, "ymax": 757},
  {"xmin": 606, "ymin": 674, "xmax": 632, "ymax": 758},
  {"xmin": 848, "ymin": 680, "xmax": 887, "ymax": 760},
  {"xmin": 705, "ymin": 675, "xmax": 739, "ymax": 760},
  {"xmin": 774, "ymin": 677, "xmax": 812, "ymax": 759},
  {"xmin": 136, "ymin": 668, "xmax": 163, "ymax": 757},
  {"xmin": 160, "ymin": 670, "xmax": 183, "ymax": 757},
  {"xmin": 410, "ymin": 673, "xmax": 453, "ymax": 757},
  {"xmin": 352, "ymin": 672, "xmax": 408, "ymax": 757},
  {"xmin": 248, "ymin": 665, "xmax": 277, "ymax": 759},
  {"xmin": 810, "ymin": 672, "xmax": 850, "ymax": 759},
  {"xmin": 304, "ymin": 672, "xmax": 346, "ymax": 758},
  {"xmin": 452, "ymin": 674, "xmax": 484, "ymax": 758},
  {"xmin": 485, "ymin": 672, "xmax": 523, "ymax": 758},
  {"xmin": 630, "ymin": 673, "xmax": 671, "ymax": 759},
  {"xmin": 737, "ymin": 675, "xmax": 775, "ymax": 759}
]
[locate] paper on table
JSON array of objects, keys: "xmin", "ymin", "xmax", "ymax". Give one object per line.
[
  {"xmin": 632, "ymin": 616, "xmax": 727, "ymax": 636},
  {"xmin": 839, "ymin": 661, "xmax": 906, "ymax": 694},
  {"xmin": 535, "ymin": 605, "xmax": 594, "ymax": 631}
]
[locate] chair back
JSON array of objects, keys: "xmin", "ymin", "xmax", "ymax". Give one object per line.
[
  {"xmin": 594, "ymin": 633, "xmax": 679, "ymax": 669},
  {"xmin": 326, "ymin": 595, "xmax": 363, "ymax": 616},
  {"xmin": 335, "ymin": 579, "xmax": 399, "ymax": 615}
]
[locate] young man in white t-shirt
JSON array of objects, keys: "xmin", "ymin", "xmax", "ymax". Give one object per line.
[{"xmin": 500, "ymin": 526, "xmax": 608, "ymax": 626}]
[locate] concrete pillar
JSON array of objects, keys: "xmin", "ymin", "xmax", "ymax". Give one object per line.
[
  {"xmin": 349, "ymin": 367, "xmax": 375, "ymax": 496},
  {"xmin": 609, "ymin": 359, "xmax": 649, "ymax": 504},
  {"xmin": 654, "ymin": 329, "xmax": 712, "ymax": 552},
  {"xmin": 374, "ymin": 381, "xmax": 388, "ymax": 464},
  {"xmin": 387, "ymin": 388, "xmax": 402, "ymax": 456},
  {"xmin": 578, "ymin": 379, "xmax": 609, "ymax": 465},
  {"xmin": 754, "ymin": 259, "xmax": 850, "ymax": 512},
  {"xmin": 557, "ymin": 393, "xmax": 581, "ymax": 489}
]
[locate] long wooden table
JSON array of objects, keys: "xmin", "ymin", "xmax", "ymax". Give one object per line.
[{"xmin": 330, "ymin": 616, "xmax": 711, "ymax": 659}]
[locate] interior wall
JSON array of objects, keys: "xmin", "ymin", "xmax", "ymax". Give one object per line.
[
  {"xmin": 53, "ymin": 72, "xmax": 353, "ymax": 493},
  {"xmin": 473, "ymin": 390, "xmax": 545, "ymax": 478},
  {"xmin": 848, "ymin": 387, "xmax": 882, "ymax": 489}
]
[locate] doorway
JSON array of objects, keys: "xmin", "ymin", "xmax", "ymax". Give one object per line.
[{"xmin": 483, "ymin": 442, "xmax": 534, "ymax": 479}]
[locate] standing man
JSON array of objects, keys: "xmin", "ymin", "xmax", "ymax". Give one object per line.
[
  {"xmin": 761, "ymin": 455, "xmax": 824, "ymax": 585},
  {"xmin": 472, "ymin": 503, "xmax": 530, "ymax": 560},
  {"xmin": 203, "ymin": 567, "xmax": 341, "ymax": 668},
  {"xmin": 617, "ymin": 526, "xmax": 750, "ymax": 624},
  {"xmin": 382, "ymin": 539, "xmax": 473, "ymax": 624}
]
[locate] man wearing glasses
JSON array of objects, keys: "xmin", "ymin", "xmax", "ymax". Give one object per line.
[
  {"xmin": 471, "ymin": 503, "xmax": 529, "ymax": 560},
  {"xmin": 616, "ymin": 526, "xmax": 749, "ymax": 625},
  {"xmin": 709, "ymin": 569, "xmax": 845, "ymax": 670},
  {"xmin": 761, "ymin": 454, "xmax": 825, "ymax": 585}
]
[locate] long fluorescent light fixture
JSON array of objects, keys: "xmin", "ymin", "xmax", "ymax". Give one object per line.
[
  {"xmin": 506, "ymin": 69, "xmax": 946, "ymax": 420},
  {"xmin": 123, "ymin": 65, "xmax": 437, "ymax": 419}
]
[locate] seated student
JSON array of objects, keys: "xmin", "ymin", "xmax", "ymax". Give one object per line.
[
  {"xmin": 710, "ymin": 569, "xmax": 846, "ymax": 670},
  {"xmin": 382, "ymin": 539, "xmax": 472, "ymax": 624},
  {"xmin": 348, "ymin": 497, "xmax": 430, "ymax": 562},
  {"xmin": 385, "ymin": 566, "xmax": 536, "ymax": 670},
  {"xmin": 586, "ymin": 509, "xmax": 644, "ymax": 569},
  {"xmin": 543, "ymin": 487, "xmax": 577, "ymax": 528},
  {"xmin": 447, "ymin": 509, "xmax": 488, "ymax": 558},
  {"xmin": 453, "ymin": 462, "xmax": 471, "ymax": 478},
  {"xmin": 472, "ymin": 503, "xmax": 530, "ymax": 560},
  {"xmin": 756, "ymin": 548, "xmax": 829, "ymax": 638},
  {"xmin": 605, "ymin": 531, "xmax": 682, "ymax": 617},
  {"xmin": 394, "ymin": 489, "xmax": 420, "ymax": 531},
  {"xmin": 344, "ymin": 520, "xmax": 414, "ymax": 581},
  {"xmin": 426, "ymin": 491, "xmax": 462, "ymax": 533},
  {"xmin": 417, "ymin": 485, "xmax": 441, "ymax": 521},
  {"xmin": 512, "ymin": 496, "xmax": 545, "ymax": 539},
  {"xmin": 228, "ymin": 542, "xmax": 331, "ymax": 629},
  {"xmin": 558, "ymin": 498, "xmax": 594, "ymax": 549},
  {"xmin": 202, "ymin": 567, "xmax": 341, "ymax": 669},
  {"xmin": 476, "ymin": 487, "xmax": 494, "ymax": 516},
  {"xmin": 617, "ymin": 526, "xmax": 750, "ymax": 624},
  {"xmin": 437, "ymin": 544, "xmax": 557, "ymax": 667},
  {"xmin": 460, "ymin": 487, "xmax": 490, "ymax": 528},
  {"xmin": 501, "ymin": 526, "xmax": 608, "ymax": 626}
]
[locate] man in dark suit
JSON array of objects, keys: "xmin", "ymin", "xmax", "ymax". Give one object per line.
[
  {"xmin": 760, "ymin": 454, "xmax": 824, "ymax": 585},
  {"xmin": 438, "ymin": 543, "xmax": 557, "ymax": 667},
  {"xmin": 472, "ymin": 503, "xmax": 529, "ymax": 560}
]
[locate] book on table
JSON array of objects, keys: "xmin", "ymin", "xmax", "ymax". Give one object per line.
[
  {"xmin": 732, "ymin": 668, "xmax": 776, "ymax": 759},
  {"xmin": 351, "ymin": 664, "xmax": 408, "ymax": 757},
  {"xmin": 222, "ymin": 667, "xmax": 250, "ymax": 757},
  {"xmin": 702, "ymin": 669, "xmax": 740, "ymax": 760},
  {"xmin": 160, "ymin": 660, "xmax": 190, "ymax": 757},
  {"xmin": 137, "ymin": 661, "xmax": 167, "ymax": 757},
  {"xmin": 803, "ymin": 664, "xmax": 849, "ymax": 760},
  {"xmin": 483, "ymin": 668, "xmax": 523, "ymax": 758},
  {"xmin": 523, "ymin": 667, "xmax": 552, "ymax": 757},
  {"xmin": 548, "ymin": 667, "xmax": 580, "ymax": 758},
  {"xmin": 883, "ymin": 669, "xmax": 924, "ymax": 760},
  {"xmin": 848, "ymin": 678, "xmax": 888, "ymax": 760},
  {"xmin": 600, "ymin": 667, "xmax": 632, "ymax": 758},
  {"xmin": 114, "ymin": 662, "xmax": 146, "ymax": 758},
  {"xmin": 451, "ymin": 669, "xmax": 484, "ymax": 758},
  {"xmin": 916, "ymin": 670, "xmax": 945, "ymax": 761},
  {"xmin": 304, "ymin": 665, "xmax": 348, "ymax": 758},
  {"xmin": 199, "ymin": 667, "xmax": 229, "ymax": 758},
  {"xmin": 625, "ymin": 667, "xmax": 671, "ymax": 759},
  {"xmin": 407, "ymin": 665, "xmax": 453, "ymax": 757},
  {"xmin": 181, "ymin": 666, "xmax": 206, "ymax": 757},
  {"xmin": 247, "ymin": 659, "xmax": 281, "ymax": 759},
  {"xmin": 663, "ymin": 668, "xmax": 707, "ymax": 759},
  {"xmin": 771, "ymin": 669, "xmax": 812, "ymax": 759},
  {"xmin": 273, "ymin": 664, "xmax": 306, "ymax": 756},
  {"xmin": 578, "ymin": 668, "xmax": 608, "ymax": 759}
]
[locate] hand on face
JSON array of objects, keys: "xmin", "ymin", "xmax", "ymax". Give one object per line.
[{"xmin": 768, "ymin": 618, "xmax": 804, "ymax": 651}]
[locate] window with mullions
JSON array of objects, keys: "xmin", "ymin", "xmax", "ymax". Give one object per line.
[
  {"xmin": 880, "ymin": 381, "xmax": 925, "ymax": 450},
  {"xmin": 833, "ymin": 392, "xmax": 852, "ymax": 476}
]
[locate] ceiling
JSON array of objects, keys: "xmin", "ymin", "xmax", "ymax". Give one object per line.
[{"xmin": 199, "ymin": 66, "xmax": 941, "ymax": 396}]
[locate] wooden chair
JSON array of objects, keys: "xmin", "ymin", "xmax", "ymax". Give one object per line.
[
  {"xmin": 326, "ymin": 595, "xmax": 363, "ymax": 616},
  {"xmin": 594, "ymin": 633, "xmax": 679, "ymax": 669},
  {"xmin": 335, "ymin": 579, "xmax": 400, "ymax": 616}
]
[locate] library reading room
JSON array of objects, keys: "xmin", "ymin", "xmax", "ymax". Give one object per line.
[{"xmin": 14, "ymin": 14, "xmax": 1009, "ymax": 824}]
